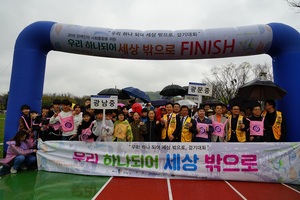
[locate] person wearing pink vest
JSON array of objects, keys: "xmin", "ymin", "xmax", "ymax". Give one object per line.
[
  {"xmin": 194, "ymin": 107, "xmax": 214, "ymax": 142},
  {"xmin": 47, "ymin": 99, "xmax": 62, "ymax": 140},
  {"xmin": 49, "ymin": 99, "xmax": 77, "ymax": 140},
  {"xmin": 18, "ymin": 104, "xmax": 32, "ymax": 138},
  {"xmin": 0, "ymin": 130, "xmax": 37, "ymax": 174},
  {"xmin": 246, "ymin": 104, "xmax": 270, "ymax": 142},
  {"xmin": 77, "ymin": 111, "xmax": 95, "ymax": 142},
  {"xmin": 209, "ymin": 104, "xmax": 228, "ymax": 142}
]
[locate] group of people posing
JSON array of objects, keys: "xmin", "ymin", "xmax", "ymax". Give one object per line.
[{"xmin": 0, "ymin": 98, "xmax": 285, "ymax": 174}]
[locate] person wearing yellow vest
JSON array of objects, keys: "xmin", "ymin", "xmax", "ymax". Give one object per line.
[
  {"xmin": 179, "ymin": 106, "xmax": 197, "ymax": 142},
  {"xmin": 160, "ymin": 102, "xmax": 181, "ymax": 142},
  {"xmin": 227, "ymin": 105, "xmax": 249, "ymax": 142},
  {"xmin": 262, "ymin": 99, "xmax": 286, "ymax": 142}
]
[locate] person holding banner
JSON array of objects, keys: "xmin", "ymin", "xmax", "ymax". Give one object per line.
[
  {"xmin": 49, "ymin": 99, "xmax": 77, "ymax": 141},
  {"xmin": 113, "ymin": 112, "xmax": 133, "ymax": 142},
  {"xmin": 179, "ymin": 106, "xmax": 197, "ymax": 142},
  {"xmin": 194, "ymin": 107, "xmax": 214, "ymax": 142},
  {"xmin": 160, "ymin": 103, "xmax": 181, "ymax": 142},
  {"xmin": 246, "ymin": 104, "xmax": 270, "ymax": 142},
  {"xmin": 209, "ymin": 104, "xmax": 228, "ymax": 142},
  {"xmin": 227, "ymin": 105, "xmax": 249, "ymax": 142}
]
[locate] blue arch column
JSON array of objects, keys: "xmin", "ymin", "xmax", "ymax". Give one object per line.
[
  {"xmin": 268, "ymin": 23, "xmax": 300, "ymax": 142},
  {"xmin": 3, "ymin": 22, "xmax": 54, "ymax": 151}
]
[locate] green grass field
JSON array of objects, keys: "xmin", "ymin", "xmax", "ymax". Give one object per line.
[{"xmin": 0, "ymin": 114, "xmax": 5, "ymax": 159}]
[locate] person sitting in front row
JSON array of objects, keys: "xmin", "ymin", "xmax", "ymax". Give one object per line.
[{"xmin": 0, "ymin": 130, "xmax": 37, "ymax": 174}]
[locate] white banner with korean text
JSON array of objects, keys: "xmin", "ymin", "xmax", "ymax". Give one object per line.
[
  {"xmin": 37, "ymin": 140, "xmax": 300, "ymax": 185},
  {"xmin": 50, "ymin": 23, "xmax": 273, "ymax": 60}
]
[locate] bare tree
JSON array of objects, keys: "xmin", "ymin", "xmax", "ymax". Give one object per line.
[
  {"xmin": 252, "ymin": 63, "xmax": 273, "ymax": 81},
  {"xmin": 203, "ymin": 62, "xmax": 252, "ymax": 104},
  {"xmin": 287, "ymin": 0, "xmax": 300, "ymax": 8}
]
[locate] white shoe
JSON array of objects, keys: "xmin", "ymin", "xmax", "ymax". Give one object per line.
[{"xmin": 10, "ymin": 167, "xmax": 17, "ymax": 174}]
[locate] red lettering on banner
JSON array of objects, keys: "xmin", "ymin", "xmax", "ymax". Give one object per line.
[
  {"xmin": 181, "ymin": 39, "xmax": 235, "ymax": 56},
  {"xmin": 213, "ymin": 40, "xmax": 221, "ymax": 54},
  {"xmin": 223, "ymin": 39, "xmax": 235, "ymax": 54},
  {"xmin": 181, "ymin": 41, "xmax": 190, "ymax": 55}
]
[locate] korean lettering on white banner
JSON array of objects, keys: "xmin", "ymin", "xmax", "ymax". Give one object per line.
[
  {"xmin": 50, "ymin": 24, "xmax": 273, "ymax": 59},
  {"xmin": 188, "ymin": 82, "xmax": 212, "ymax": 96},
  {"xmin": 37, "ymin": 141, "xmax": 300, "ymax": 184},
  {"xmin": 90, "ymin": 95, "xmax": 118, "ymax": 109},
  {"xmin": 72, "ymin": 148, "xmax": 258, "ymax": 173}
]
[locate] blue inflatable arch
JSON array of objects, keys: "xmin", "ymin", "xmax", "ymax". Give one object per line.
[{"xmin": 4, "ymin": 21, "xmax": 300, "ymax": 149}]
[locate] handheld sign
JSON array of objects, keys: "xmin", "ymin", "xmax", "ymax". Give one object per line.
[
  {"xmin": 188, "ymin": 82, "xmax": 213, "ymax": 97},
  {"xmin": 90, "ymin": 95, "xmax": 118, "ymax": 109}
]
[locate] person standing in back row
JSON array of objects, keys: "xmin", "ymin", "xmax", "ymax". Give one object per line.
[{"xmin": 262, "ymin": 99, "xmax": 286, "ymax": 142}]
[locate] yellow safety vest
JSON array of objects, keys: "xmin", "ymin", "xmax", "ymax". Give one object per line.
[
  {"xmin": 262, "ymin": 110, "xmax": 282, "ymax": 140},
  {"xmin": 161, "ymin": 113, "xmax": 177, "ymax": 140},
  {"xmin": 181, "ymin": 117, "xmax": 192, "ymax": 142},
  {"xmin": 227, "ymin": 115, "xmax": 246, "ymax": 142}
]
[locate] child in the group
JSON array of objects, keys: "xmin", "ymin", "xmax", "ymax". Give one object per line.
[
  {"xmin": 30, "ymin": 110, "xmax": 40, "ymax": 142},
  {"xmin": 140, "ymin": 108, "xmax": 148, "ymax": 123},
  {"xmin": 49, "ymin": 99, "xmax": 77, "ymax": 140},
  {"xmin": 35, "ymin": 106, "xmax": 50, "ymax": 141},
  {"xmin": 77, "ymin": 111, "xmax": 95, "ymax": 142},
  {"xmin": 47, "ymin": 99, "xmax": 62, "ymax": 140},
  {"xmin": 92, "ymin": 110, "xmax": 114, "ymax": 142},
  {"xmin": 18, "ymin": 104, "xmax": 32, "ymax": 137},
  {"xmin": 85, "ymin": 104, "xmax": 95, "ymax": 118},
  {"xmin": 113, "ymin": 112, "xmax": 133, "ymax": 142},
  {"xmin": 0, "ymin": 130, "xmax": 37, "ymax": 174},
  {"xmin": 73, "ymin": 104, "xmax": 83, "ymax": 131}
]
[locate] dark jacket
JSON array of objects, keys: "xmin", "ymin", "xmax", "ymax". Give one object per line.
[
  {"xmin": 246, "ymin": 115, "xmax": 270, "ymax": 142},
  {"xmin": 265, "ymin": 111, "xmax": 286, "ymax": 142},
  {"xmin": 193, "ymin": 117, "xmax": 214, "ymax": 142},
  {"xmin": 145, "ymin": 120, "xmax": 161, "ymax": 141},
  {"xmin": 77, "ymin": 118, "xmax": 95, "ymax": 140},
  {"xmin": 130, "ymin": 121, "xmax": 147, "ymax": 142}
]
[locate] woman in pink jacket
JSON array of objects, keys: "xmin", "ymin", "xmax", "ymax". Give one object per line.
[{"xmin": 0, "ymin": 130, "xmax": 37, "ymax": 174}]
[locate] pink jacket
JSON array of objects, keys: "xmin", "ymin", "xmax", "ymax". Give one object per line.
[{"xmin": 0, "ymin": 140, "xmax": 35, "ymax": 166}]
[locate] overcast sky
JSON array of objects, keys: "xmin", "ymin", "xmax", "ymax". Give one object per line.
[{"xmin": 0, "ymin": 0, "xmax": 299, "ymax": 97}]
